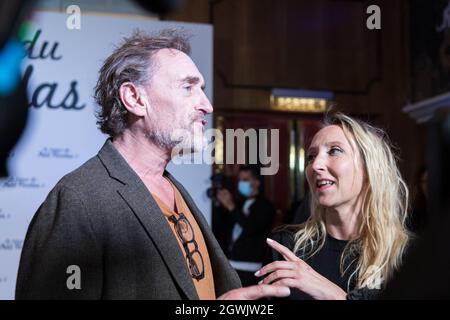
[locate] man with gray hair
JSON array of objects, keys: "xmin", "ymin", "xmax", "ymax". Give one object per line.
[{"xmin": 15, "ymin": 29, "xmax": 290, "ymax": 300}]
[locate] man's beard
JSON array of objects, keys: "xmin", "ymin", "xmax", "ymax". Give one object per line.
[{"xmin": 146, "ymin": 116, "xmax": 204, "ymax": 154}]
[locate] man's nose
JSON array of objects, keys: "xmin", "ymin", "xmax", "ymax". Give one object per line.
[{"xmin": 197, "ymin": 91, "xmax": 213, "ymax": 114}]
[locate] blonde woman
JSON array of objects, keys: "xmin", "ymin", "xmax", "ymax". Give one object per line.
[{"xmin": 256, "ymin": 112, "xmax": 410, "ymax": 300}]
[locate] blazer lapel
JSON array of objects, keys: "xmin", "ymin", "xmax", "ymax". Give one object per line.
[
  {"xmin": 97, "ymin": 140, "xmax": 198, "ymax": 300},
  {"xmin": 165, "ymin": 171, "xmax": 242, "ymax": 295}
]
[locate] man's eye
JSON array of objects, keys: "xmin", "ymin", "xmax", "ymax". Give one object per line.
[{"xmin": 184, "ymin": 86, "xmax": 193, "ymax": 92}]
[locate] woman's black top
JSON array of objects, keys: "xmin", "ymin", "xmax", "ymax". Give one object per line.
[{"xmin": 264, "ymin": 230, "xmax": 382, "ymax": 300}]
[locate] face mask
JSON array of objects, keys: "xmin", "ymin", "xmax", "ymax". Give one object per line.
[{"xmin": 238, "ymin": 180, "xmax": 253, "ymax": 197}]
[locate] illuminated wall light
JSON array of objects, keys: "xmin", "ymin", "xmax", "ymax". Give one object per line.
[
  {"xmin": 270, "ymin": 89, "xmax": 334, "ymax": 113},
  {"xmin": 214, "ymin": 116, "xmax": 224, "ymax": 166},
  {"xmin": 299, "ymin": 147, "xmax": 305, "ymax": 175},
  {"xmin": 289, "ymin": 144, "xmax": 296, "ymax": 170},
  {"xmin": 215, "ymin": 136, "xmax": 224, "ymax": 164},
  {"xmin": 271, "ymin": 96, "xmax": 330, "ymax": 113}
]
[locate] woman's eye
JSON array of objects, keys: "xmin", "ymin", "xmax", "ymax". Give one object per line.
[
  {"xmin": 306, "ymin": 154, "xmax": 316, "ymax": 163},
  {"xmin": 329, "ymin": 147, "xmax": 342, "ymax": 156}
]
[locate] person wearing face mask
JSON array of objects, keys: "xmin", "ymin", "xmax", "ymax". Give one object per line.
[
  {"xmin": 257, "ymin": 112, "xmax": 411, "ymax": 300},
  {"xmin": 216, "ymin": 165, "xmax": 276, "ymax": 286}
]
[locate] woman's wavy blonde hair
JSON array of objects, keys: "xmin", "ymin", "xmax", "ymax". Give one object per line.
[{"xmin": 293, "ymin": 112, "xmax": 410, "ymax": 290}]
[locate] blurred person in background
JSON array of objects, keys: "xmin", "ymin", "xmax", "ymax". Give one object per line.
[
  {"xmin": 408, "ymin": 165, "xmax": 428, "ymax": 236},
  {"xmin": 216, "ymin": 165, "xmax": 276, "ymax": 286}
]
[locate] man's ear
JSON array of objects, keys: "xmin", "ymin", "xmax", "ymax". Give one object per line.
[{"xmin": 119, "ymin": 82, "xmax": 147, "ymax": 117}]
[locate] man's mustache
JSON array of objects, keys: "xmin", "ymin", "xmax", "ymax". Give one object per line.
[{"xmin": 191, "ymin": 112, "xmax": 206, "ymax": 124}]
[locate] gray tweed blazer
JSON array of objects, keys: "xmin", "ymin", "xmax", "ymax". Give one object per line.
[{"xmin": 15, "ymin": 140, "xmax": 241, "ymax": 299}]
